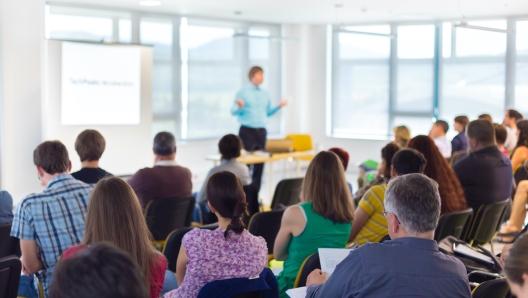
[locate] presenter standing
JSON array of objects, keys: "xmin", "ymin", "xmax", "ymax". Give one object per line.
[{"xmin": 231, "ymin": 66, "xmax": 288, "ymax": 193}]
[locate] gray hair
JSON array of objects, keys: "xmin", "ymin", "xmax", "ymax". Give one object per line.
[{"xmin": 384, "ymin": 173, "xmax": 441, "ymax": 235}]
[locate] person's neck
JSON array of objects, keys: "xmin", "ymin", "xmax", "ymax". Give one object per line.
[
  {"xmin": 217, "ymin": 216, "xmax": 232, "ymax": 230},
  {"xmin": 42, "ymin": 172, "xmax": 69, "ymax": 186},
  {"xmin": 251, "ymin": 82, "xmax": 260, "ymax": 88},
  {"xmin": 393, "ymin": 230, "xmax": 434, "ymax": 240},
  {"xmin": 155, "ymin": 155, "xmax": 176, "ymax": 162},
  {"xmin": 436, "ymin": 134, "xmax": 446, "ymax": 138},
  {"xmin": 511, "ymin": 123, "xmax": 517, "ymax": 130},
  {"xmin": 81, "ymin": 160, "xmax": 99, "ymax": 169},
  {"xmin": 471, "ymin": 144, "xmax": 495, "ymax": 153}
]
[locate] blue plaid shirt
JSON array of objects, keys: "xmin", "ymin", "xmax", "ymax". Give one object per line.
[{"xmin": 11, "ymin": 174, "xmax": 93, "ymax": 295}]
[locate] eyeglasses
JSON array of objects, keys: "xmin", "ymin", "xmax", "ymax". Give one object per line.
[{"xmin": 382, "ymin": 210, "xmax": 401, "ymax": 224}]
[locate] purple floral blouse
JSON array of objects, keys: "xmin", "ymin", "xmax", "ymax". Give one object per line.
[{"xmin": 164, "ymin": 228, "xmax": 268, "ymax": 298}]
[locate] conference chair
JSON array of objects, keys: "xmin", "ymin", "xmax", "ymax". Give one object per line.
[
  {"xmin": 244, "ymin": 184, "xmax": 260, "ymax": 219},
  {"xmin": 465, "ymin": 199, "xmax": 510, "ymax": 253},
  {"xmin": 0, "ymin": 256, "xmax": 21, "ymax": 298},
  {"xmin": 0, "ymin": 224, "xmax": 20, "ymax": 259},
  {"xmin": 285, "ymin": 134, "xmax": 314, "ymax": 161},
  {"xmin": 293, "ymin": 253, "xmax": 320, "ymax": 288},
  {"xmin": 434, "ymin": 208, "xmax": 474, "ymax": 242},
  {"xmin": 197, "ymin": 268, "xmax": 278, "ymax": 298},
  {"xmin": 270, "ymin": 178, "xmax": 303, "ymax": 210},
  {"xmin": 379, "ymin": 235, "xmax": 391, "ymax": 243},
  {"xmin": 247, "ymin": 210, "xmax": 285, "ymax": 260},
  {"xmin": 450, "ymin": 150, "xmax": 469, "ymax": 166},
  {"xmin": 471, "ymin": 278, "xmax": 510, "ymax": 298},
  {"xmin": 145, "ymin": 196, "xmax": 195, "ymax": 247}
]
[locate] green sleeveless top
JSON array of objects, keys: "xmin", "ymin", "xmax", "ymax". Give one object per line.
[{"xmin": 276, "ymin": 202, "xmax": 352, "ymax": 297}]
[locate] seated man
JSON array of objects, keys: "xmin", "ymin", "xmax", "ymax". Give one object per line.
[
  {"xmin": 129, "ymin": 132, "xmax": 192, "ymax": 208},
  {"xmin": 429, "ymin": 120, "xmax": 452, "ymax": 158},
  {"xmin": 453, "ymin": 120, "xmax": 512, "ymax": 213},
  {"xmin": 0, "ymin": 190, "xmax": 13, "ymax": 225},
  {"xmin": 306, "ymin": 174, "xmax": 471, "ymax": 298},
  {"xmin": 71, "ymin": 129, "xmax": 112, "ymax": 184},
  {"xmin": 11, "ymin": 141, "xmax": 93, "ymax": 297},
  {"xmin": 348, "ymin": 149, "xmax": 427, "ymax": 245}
]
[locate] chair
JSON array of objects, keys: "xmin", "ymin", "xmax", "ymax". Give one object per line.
[
  {"xmin": 434, "ymin": 208, "xmax": 474, "ymax": 242},
  {"xmin": 197, "ymin": 268, "xmax": 278, "ymax": 298},
  {"xmin": 450, "ymin": 150, "xmax": 469, "ymax": 166},
  {"xmin": 379, "ymin": 235, "xmax": 391, "ymax": 243},
  {"xmin": 244, "ymin": 184, "xmax": 260, "ymax": 218},
  {"xmin": 270, "ymin": 178, "xmax": 303, "ymax": 210},
  {"xmin": 471, "ymin": 278, "xmax": 510, "ymax": 298},
  {"xmin": 293, "ymin": 253, "xmax": 320, "ymax": 288},
  {"xmin": 248, "ymin": 210, "xmax": 285, "ymax": 260},
  {"xmin": 0, "ymin": 256, "xmax": 22, "ymax": 298},
  {"xmin": 465, "ymin": 199, "xmax": 510, "ymax": 252},
  {"xmin": 0, "ymin": 224, "xmax": 20, "ymax": 259},
  {"xmin": 285, "ymin": 134, "xmax": 314, "ymax": 158},
  {"xmin": 145, "ymin": 196, "xmax": 195, "ymax": 245}
]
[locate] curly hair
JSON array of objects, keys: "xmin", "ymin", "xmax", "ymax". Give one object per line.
[{"xmin": 407, "ymin": 135, "xmax": 467, "ymax": 214}]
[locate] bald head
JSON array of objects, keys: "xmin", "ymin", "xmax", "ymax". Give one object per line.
[{"xmin": 467, "ymin": 120, "xmax": 495, "ymax": 152}]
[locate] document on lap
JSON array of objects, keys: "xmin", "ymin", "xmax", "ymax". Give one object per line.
[{"xmin": 318, "ymin": 248, "xmax": 354, "ymax": 277}]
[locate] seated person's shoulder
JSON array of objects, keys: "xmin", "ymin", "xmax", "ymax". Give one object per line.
[{"xmin": 0, "ymin": 190, "xmax": 12, "ymax": 202}]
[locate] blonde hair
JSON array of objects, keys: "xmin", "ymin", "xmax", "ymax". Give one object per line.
[
  {"xmin": 393, "ymin": 126, "xmax": 411, "ymax": 147},
  {"xmin": 83, "ymin": 177, "xmax": 160, "ymax": 282},
  {"xmin": 302, "ymin": 151, "xmax": 355, "ymax": 223}
]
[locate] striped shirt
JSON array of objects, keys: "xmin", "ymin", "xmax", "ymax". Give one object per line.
[
  {"xmin": 11, "ymin": 174, "xmax": 93, "ymax": 295},
  {"xmin": 355, "ymin": 184, "xmax": 388, "ymax": 245}
]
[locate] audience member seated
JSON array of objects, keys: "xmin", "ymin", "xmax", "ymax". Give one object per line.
[
  {"xmin": 504, "ymin": 109, "xmax": 524, "ymax": 152},
  {"xmin": 70, "ymin": 129, "xmax": 112, "ymax": 184},
  {"xmin": 349, "ymin": 149, "xmax": 427, "ymax": 245},
  {"xmin": 478, "ymin": 113, "xmax": 493, "ymax": 122},
  {"xmin": 504, "ymin": 233, "xmax": 528, "ymax": 298},
  {"xmin": 498, "ymin": 180, "xmax": 528, "ymax": 242},
  {"xmin": 393, "ymin": 125, "xmax": 411, "ymax": 148},
  {"xmin": 164, "ymin": 171, "xmax": 267, "ymax": 298},
  {"xmin": 63, "ymin": 177, "xmax": 166, "ymax": 298},
  {"xmin": 49, "ymin": 243, "xmax": 150, "ymax": 298},
  {"xmin": 453, "ymin": 120, "xmax": 512, "ymax": 214},
  {"xmin": 452, "ymin": 116, "xmax": 469, "ymax": 154},
  {"xmin": 11, "ymin": 141, "xmax": 93, "ymax": 297},
  {"xmin": 305, "ymin": 174, "xmax": 471, "ymax": 298},
  {"xmin": 0, "ymin": 190, "xmax": 13, "ymax": 225},
  {"xmin": 408, "ymin": 136, "xmax": 468, "ymax": 214},
  {"xmin": 196, "ymin": 134, "xmax": 250, "ymax": 223},
  {"xmin": 429, "ymin": 120, "xmax": 452, "ymax": 158},
  {"xmin": 274, "ymin": 151, "xmax": 355, "ymax": 297},
  {"xmin": 511, "ymin": 120, "xmax": 528, "ymax": 173},
  {"xmin": 494, "ymin": 123, "xmax": 510, "ymax": 156},
  {"xmin": 328, "ymin": 147, "xmax": 353, "ymax": 194},
  {"xmin": 353, "ymin": 143, "xmax": 400, "ymax": 202},
  {"xmin": 129, "ymin": 132, "xmax": 192, "ymax": 208}
]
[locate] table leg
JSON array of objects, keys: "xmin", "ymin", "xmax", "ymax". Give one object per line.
[
  {"xmin": 296, "ymin": 158, "xmax": 301, "ymax": 177},
  {"xmin": 269, "ymin": 161, "xmax": 274, "ymax": 203}
]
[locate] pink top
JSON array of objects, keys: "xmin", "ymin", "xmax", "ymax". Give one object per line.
[
  {"xmin": 63, "ymin": 245, "xmax": 167, "ymax": 298},
  {"xmin": 164, "ymin": 228, "xmax": 268, "ymax": 298}
]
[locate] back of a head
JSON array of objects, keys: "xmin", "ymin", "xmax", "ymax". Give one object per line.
[
  {"xmin": 435, "ymin": 120, "xmax": 449, "ymax": 134},
  {"xmin": 153, "ymin": 132, "xmax": 176, "ymax": 156},
  {"xmin": 393, "ymin": 126, "xmax": 411, "ymax": 142},
  {"xmin": 49, "ymin": 243, "xmax": 149, "ymax": 298},
  {"xmin": 391, "ymin": 148, "xmax": 427, "ymax": 175},
  {"xmin": 505, "ymin": 233, "xmax": 528, "ymax": 289},
  {"xmin": 467, "ymin": 120, "xmax": 495, "ymax": 147},
  {"xmin": 75, "ymin": 129, "xmax": 106, "ymax": 162},
  {"xmin": 34, "ymin": 140, "xmax": 70, "ymax": 174},
  {"xmin": 219, "ymin": 134, "xmax": 243, "ymax": 160},
  {"xmin": 303, "ymin": 151, "xmax": 355, "ymax": 223},
  {"xmin": 454, "ymin": 116, "xmax": 469, "ymax": 128},
  {"xmin": 508, "ymin": 109, "xmax": 524, "ymax": 121},
  {"xmin": 328, "ymin": 147, "xmax": 349, "ymax": 171},
  {"xmin": 494, "ymin": 123, "xmax": 507, "ymax": 145},
  {"xmin": 381, "ymin": 143, "xmax": 401, "ymax": 177},
  {"xmin": 516, "ymin": 120, "xmax": 528, "ymax": 149},
  {"xmin": 384, "ymin": 173, "xmax": 441, "ymax": 235},
  {"xmin": 478, "ymin": 114, "xmax": 493, "ymax": 122},
  {"xmin": 206, "ymin": 171, "xmax": 248, "ymax": 238}
]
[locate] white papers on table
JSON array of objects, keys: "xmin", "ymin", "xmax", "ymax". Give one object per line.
[
  {"xmin": 286, "ymin": 287, "xmax": 307, "ymax": 298},
  {"xmin": 318, "ymin": 248, "xmax": 353, "ymax": 276}
]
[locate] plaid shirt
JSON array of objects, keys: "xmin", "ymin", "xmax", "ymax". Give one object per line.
[{"xmin": 11, "ymin": 174, "xmax": 93, "ymax": 296}]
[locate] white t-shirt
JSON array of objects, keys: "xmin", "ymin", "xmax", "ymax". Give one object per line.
[
  {"xmin": 504, "ymin": 127, "xmax": 518, "ymax": 152},
  {"xmin": 434, "ymin": 136, "xmax": 452, "ymax": 158}
]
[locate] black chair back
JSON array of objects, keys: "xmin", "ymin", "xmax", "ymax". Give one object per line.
[
  {"xmin": 145, "ymin": 196, "xmax": 195, "ymax": 242},
  {"xmin": 379, "ymin": 235, "xmax": 391, "ymax": 243},
  {"xmin": 244, "ymin": 184, "xmax": 260, "ymax": 217},
  {"xmin": 434, "ymin": 208, "xmax": 473, "ymax": 242},
  {"xmin": 0, "ymin": 224, "xmax": 20, "ymax": 259},
  {"xmin": 0, "ymin": 256, "xmax": 22, "ymax": 298},
  {"xmin": 466, "ymin": 199, "xmax": 509, "ymax": 246},
  {"xmin": 248, "ymin": 210, "xmax": 285, "ymax": 255},
  {"xmin": 514, "ymin": 163, "xmax": 528, "ymax": 185},
  {"xmin": 270, "ymin": 178, "xmax": 303, "ymax": 210},
  {"xmin": 295, "ymin": 253, "xmax": 321, "ymax": 288},
  {"xmin": 472, "ymin": 278, "xmax": 510, "ymax": 298}
]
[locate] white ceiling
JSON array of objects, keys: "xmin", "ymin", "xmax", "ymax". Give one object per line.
[{"xmin": 52, "ymin": 0, "xmax": 528, "ymax": 24}]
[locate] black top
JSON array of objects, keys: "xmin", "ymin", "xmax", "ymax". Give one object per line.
[
  {"xmin": 453, "ymin": 146, "xmax": 512, "ymax": 213},
  {"xmin": 71, "ymin": 168, "xmax": 112, "ymax": 184}
]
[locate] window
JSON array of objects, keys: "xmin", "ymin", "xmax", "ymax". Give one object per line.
[
  {"xmin": 456, "ymin": 21, "xmax": 507, "ymax": 57},
  {"xmin": 47, "ymin": 14, "xmax": 113, "ymax": 42},
  {"xmin": 119, "ymin": 19, "xmax": 132, "ymax": 43},
  {"xmin": 516, "ymin": 21, "xmax": 528, "ymax": 116}
]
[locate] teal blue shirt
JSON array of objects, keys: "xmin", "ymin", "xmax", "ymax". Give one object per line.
[{"xmin": 231, "ymin": 84, "xmax": 281, "ymax": 129}]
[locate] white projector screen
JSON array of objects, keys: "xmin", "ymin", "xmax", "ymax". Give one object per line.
[{"xmin": 61, "ymin": 42, "xmax": 141, "ymax": 125}]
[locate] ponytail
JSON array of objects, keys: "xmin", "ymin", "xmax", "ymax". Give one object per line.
[{"xmin": 224, "ymin": 201, "xmax": 249, "ymax": 239}]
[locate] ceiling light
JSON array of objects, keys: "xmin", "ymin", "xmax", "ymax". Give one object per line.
[
  {"xmin": 454, "ymin": 22, "xmax": 513, "ymax": 34},
  {"xmin": 334, "ymin": 26, "xmax": 395, "ymax": 39},
  {"xmin": 233, "ymin": 33, "xmax": 298, "ymax": 42},
  {"xmin": 139, "ymin": 1, "xmax": 161, "ymax": 7}
]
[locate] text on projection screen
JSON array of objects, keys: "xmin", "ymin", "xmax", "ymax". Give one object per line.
[{"xmin": 61, "ymin": 42, "xmax": 141, "ymax": 125}]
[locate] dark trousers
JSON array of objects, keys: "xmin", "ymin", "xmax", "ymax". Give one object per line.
[{"xmin": 239, "ymin": 126, "xmax": 267, "ymax": 193}]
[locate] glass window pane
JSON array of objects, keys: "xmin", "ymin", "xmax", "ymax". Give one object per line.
[
  {"xmin": 443, "ymin": 22, "xmax": 452, "ymax": 58},
  {"xmin": 515, "ymin": 62, "xmax": 528, "ymax": 116},
  {"xmin": 456, "ymin": 20, "xmax": 507, "ymax": 57},
  {"xmin": 188, "ymin": 26, "xmax": 235, "ymax": 61},
  {"xmin": 249, "ymin": 28, "xmax": 270, "ymax": 60},
  {"xmin": 48, "ymin": 14, "xmax": 113, "ymax": 42},
  {"xmin": 397, "ymin": 25, "xmax": 435, "ymax": 59},
  {"xmin": 396, "ymin": 63, "xmax": 434, "ymax": 112},
  {"xmin": 119, "ymin": 19, "xmax": 131, "ymax": 43},
  {"xmin": 517, "ymin": 21, "xmax": 528, "ymax": 56},
  {"xmin": 152, "ymin": 119, "xmax": 177, "ymax": 139},
  {"xmin": 152, "ymin": 63, "xmax": 174, "ymax": 114},
  {"xmin": 393, "ymin": 116, "xmax": 433, "ymax": 137},
  {"xmin": 338, "ymin": 26, "xmax": 391, "ymax": 59},
  {"xmin": 140, "ymin": 20, "xmax": 173, "ymax": 60}
]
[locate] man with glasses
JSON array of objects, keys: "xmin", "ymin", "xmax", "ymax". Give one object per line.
[{"xmin": 306, "ymin": 174, "xmax": 471, "ymax": 298}]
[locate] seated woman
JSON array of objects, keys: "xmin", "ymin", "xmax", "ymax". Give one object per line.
[
  {"xmin": 407, "ymin": 135, "xmax": 468, "ymax": 214},
  {"xmin": 511, "ymin": 120, "xmax": 528, "ymax": 173},
  {"xmin": 164, "ymin": 171, "xmax": 268, "ymax": 298},
  {"xmin": 498, "ymin": 180, "xmax": 528, "ymax": 241},
  {"xmin": 393, "ymin": 125, "xmax": 411, "ymax": 148},
  {"xmin": 505, "ymin": 233, "xmax": 528, "ymax": 298},
  {"xmin": 274, "ymin": 151, "xmax": 355, "ymax": 297},
  {"xmin": 63, "ymin": 177, "xmax": 166, "ymax": 298}
]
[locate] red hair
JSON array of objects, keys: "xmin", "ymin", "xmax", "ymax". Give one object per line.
[
  {"xmin": 328, "ymin": 148, "xmax": 349, "ymax": 171},
  {"xmin": 407, "ymin": 136, "xmax": 467, "ymax": 214}
]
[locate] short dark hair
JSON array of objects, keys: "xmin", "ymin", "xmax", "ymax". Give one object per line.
[
  {"xmin": 435, "ymin": 120, "xmax": 449, "ymax": 133},
  {"xmin": 75, "ymin": 130, "xmax": 106, "ymax": 162},
  {"xmin": 494, "ymin": 123, "xmax": 507, "ymax": 145},
  {"xmin": 381, "ymin": 143, "xmax": 401, "ymax": 178},
  {"xmin": 478, "ymin": 114, "xmax": 493, "ymax": 122},
  {"xmin": 392, "ymin": 148, "xmax": 427, "ymax": 175},
  {"xmin": 153, "ymin": 132, "xmax": 176, "ymax": 156},
  {"xmin": 34, "ymin": 141, "xmax": 70, "ymax": 175},
  {"xmin": 248, "ymin": 66, "xmax": 263, "ymax": 80},
  {"xmin": 467, "ymin": 120, "xmax": 495, "ymax": 146},
  {"xmin": 48, "ymin": 243, "xmax": 149, "ymax": 298},
  {"xmin": 454, "ymin": 116, "xmax": 469, "ymax": 127},
  {"xmin": 219, "ymin": 134, "xmax": 242, "ymax": 160},
  {"xmin": 508, "ymin": 109, "xmax": 524, "ymax": 121},
  {"xmin": 328, "ymin": 148, "xmax": 349, "ymax": 171}
]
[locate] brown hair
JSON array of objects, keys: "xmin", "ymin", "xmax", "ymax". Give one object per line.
[
  {"xmin": 248, "ymin": 66, "xmax": 263, "ymax": 80},
  {"xmin": 381, "ymin": 143, "xmax": 401, "ymax": 178},
  {"xmin": 328, "ymin": 148, "xmax": 349, "ymax": 171},
  {"xmin": 515, "ymin": 120, "xmax": 528, "ymax": 150},
  {"xmin": 302, "ymin": 151, "xmax": 355, "ymax": 223},
  {"xmin": 83, "ymin": 177, "xmax": 160, "ymax": 282},
  {"xmin": 33, "ymin": 141, "xmax": 70, "ymax": 174},
  {"xmin": 494, "ymin": 123, "xmax": 507, "ymax": 145},
  {"xmin": 407, "ymin": 136, "xmax": 467, "ymax": 214},
  {"xmin": 478, "ymin": 114, "xmax": 493, "ymax": 122},
  {"xmin": 218, "ymin": 134, "xmax": 243, "ymax": 160},
  {"xmin": 454, "ymin": 116, "xmax": 469, "ymax": 128},
  {"xmin": 467, "ymin": 120, "xmax": 495, "ymax": 147},
  {"xmin": 206, "ymin": 171, "xmax": 248, "ymax": 238},
  {"xmin": 393, "ymin": 126, "xmax": 411, "ymax": 147},
  {"xmin": 505, "ymin": 233, "xmax": 528, "ymax": 286},
  {"xmin": 75, "ymin": 130, "xmax": 106, "ymax": 162}
]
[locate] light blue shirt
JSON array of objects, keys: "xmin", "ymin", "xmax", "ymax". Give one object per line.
[
  {"xmin": 231, "ymin": 84, "xmax": 281, "ymax": 129},
  {"xmin": 197, "ymin": 159, "xmax": 251, "ymax": 204}
]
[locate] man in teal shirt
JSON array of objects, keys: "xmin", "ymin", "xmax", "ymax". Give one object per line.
[{"xmin": 231, "ymin": 66, "xmax": 287, "ymax": 192}]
